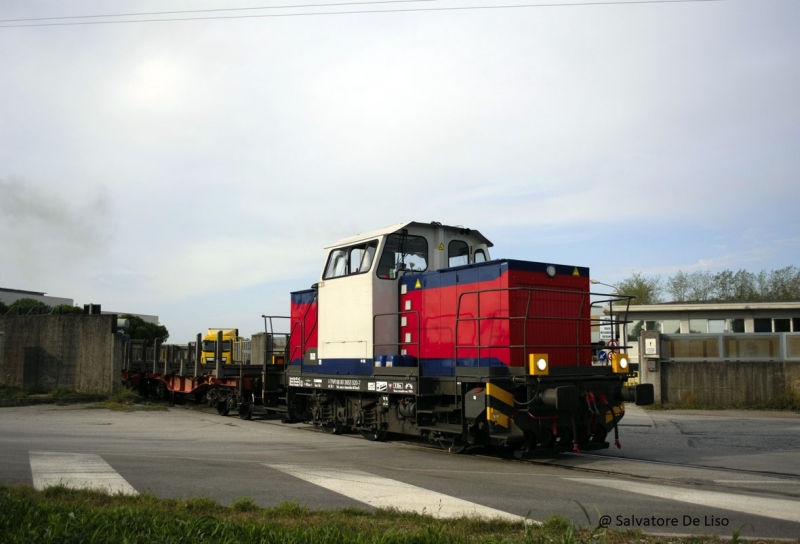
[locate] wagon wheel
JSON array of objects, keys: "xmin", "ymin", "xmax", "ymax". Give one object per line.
[
  {"xmin": 155, "ymin": 381, "xmax": 167, "ymax": 400},
  {"xmin": 360, "ymin": 427, "xmax": 388, "ymax": 442},
  {"xmin": 216, "ymin": 400, "xmax": 230, "ymax": 417}
]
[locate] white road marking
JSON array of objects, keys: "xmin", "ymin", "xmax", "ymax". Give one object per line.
[
  {"xmin": 568, "ymin": 477, "xmax": 800, "ymax": 523},
  {"xmin": 266, "ymin": 463, "xmax": 530, "ymax": 523},
  {"xmin": 29, "ymin": 451, "xmax": 137, "ymax": 495}
]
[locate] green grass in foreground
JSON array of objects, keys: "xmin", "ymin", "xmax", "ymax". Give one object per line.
[{"xmin": 0, "ymin": 485, "xmax": 771, "ymax": 544}]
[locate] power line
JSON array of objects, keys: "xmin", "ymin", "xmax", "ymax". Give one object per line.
[
  {"xmin": 0, "ymin": 0, "xmax": 436, "ymax": 23},
  {"xmin": 0, "ymin": 0, "xmax": 726, "ymax": 29}
]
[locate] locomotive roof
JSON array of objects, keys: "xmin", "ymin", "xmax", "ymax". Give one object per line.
[{"xmin": 326, "ymin": 221, "xmax": 494, "ymax": 249}]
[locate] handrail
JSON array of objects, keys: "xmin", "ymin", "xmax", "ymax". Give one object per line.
[
  {"xmin": 373, "ymin": 310, "xmax": 421, "ymax": 360},
  {"xmin": 453, "ymin": 287, "xmax": 635, "ymax": 366}
]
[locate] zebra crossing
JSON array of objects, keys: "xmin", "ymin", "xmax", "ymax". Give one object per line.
[
  {"xmin": 29, "ymin": 451, "xmax": 137, "ymax": 495},
  {"xmin": 25, "ymin": 451, "xmax": 800, "ymax": 527}
]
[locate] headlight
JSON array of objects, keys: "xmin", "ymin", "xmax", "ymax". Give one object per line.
[
  {"xmin": 611, "ymin": 353, "xmax": 630, "ymax": 374},
  {"xmin": 529, "ymin": 353, "xmax": 549, "ymax": 375}
]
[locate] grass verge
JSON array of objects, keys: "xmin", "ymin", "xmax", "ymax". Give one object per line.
[
  {"xmin": 0, "ymin": 385, "xmax": 105, "ymax": 406},
  {"xmin": 0, "ymin": 485, "xmax": 774, "ymax": 544},
  {"xmin": 89, "ymin": 388, "xmax": 169, "ymax": 412}
]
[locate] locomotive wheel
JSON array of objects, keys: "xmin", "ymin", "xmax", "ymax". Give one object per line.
[
  {"xmin": 360, "ymin": 428, "xmax": 387, "ymax": 442},
  {"xmin": 216, "ymin": 401, "xmax": 230, "ymax": 417},
  {"xmin": 238, "ymin": 403, "xmax": 254, "ymax": 421},
  {"xmin": 437, "ymin": 436, "xmax": 468, "ymax": 454}
]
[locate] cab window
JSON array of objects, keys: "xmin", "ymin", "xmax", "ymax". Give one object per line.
[
  {"xmin": 323, "ymin": 240, "xmax": 379, "ymax": 279},
  {"xmin": 448, "ymin": 240, "xmax": 469, "ymax": 267},
  {"xmin": 474, "ymin": 249, "xmax": 487, "ymax": 263},
  {"xmin": 377, "ymin": 233, "xmax": 428, "ymax": 279}
]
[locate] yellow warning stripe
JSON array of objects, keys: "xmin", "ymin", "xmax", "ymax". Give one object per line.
[
  {"xmin": 486, "ymin": 382, "xmax": 514, "ymax": 407},
  {"xmin": 486, "ymin": 382, "xmax": 515, "ymax": 429},
  {"xmin": 486, "ymin": 407, "xmax": 510, "ymax": 428}
]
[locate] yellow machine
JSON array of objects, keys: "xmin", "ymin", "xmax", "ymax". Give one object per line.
[{"xmin": 200, "ymin": 328, "xmax": 249, "ymax": 365}]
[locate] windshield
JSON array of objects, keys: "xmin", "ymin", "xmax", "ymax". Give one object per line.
[
  {"xmin": 376, "ymin": 233, "xmax": 428, "ymax": 279},
  {"xmin": 202, "ymin": 341, "xmax": 232, "ymax": 352}
]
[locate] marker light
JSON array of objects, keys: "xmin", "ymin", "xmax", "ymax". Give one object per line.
[
  {"xmin": 611, "ymin": 353, "xmax": 630, "ymax": 374},
  {"xmin": 529, "ymin": 353, "xmax": 549, "ymax": 375},
  {"xmin": 546, "ymin": 265, "xmax": 556, "ymax": 278}
]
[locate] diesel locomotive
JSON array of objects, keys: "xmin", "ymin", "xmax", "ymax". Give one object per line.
[{"xmin": 122, "ymin": 221, "xmax": 653, "ymax": 456}]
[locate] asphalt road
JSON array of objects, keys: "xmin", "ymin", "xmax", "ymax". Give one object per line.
[{"xmin": 1, "ymin": 403, "xmax": 799, "ymax": 539}]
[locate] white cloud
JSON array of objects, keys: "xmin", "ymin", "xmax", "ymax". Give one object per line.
[{"xmin": 1, "ymin": 0, "xmax": 798, "ymax": 339}]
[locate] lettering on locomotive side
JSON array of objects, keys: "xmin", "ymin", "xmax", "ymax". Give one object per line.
[
  {"xmin": 289, "ymin": 377, "xmax": 302, "ymax": 387},
  {"xmin": 387, "ymin": 382, "xmax": 414, "ymax": 393},
  {"xmin": 326, "ymin": 378, "xmax": 362, "ymax": 391}
]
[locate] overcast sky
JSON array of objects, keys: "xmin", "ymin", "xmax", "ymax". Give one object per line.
[{"xmin": 1, "ymin": 0, "xmax": 798, "ymax": 341}]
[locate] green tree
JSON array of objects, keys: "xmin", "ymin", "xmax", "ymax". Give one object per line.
[
  {"xmin": 121, "ymin": 314, "xmax": 169, "ymax": 343},
  {"xmin": 767, "ymin": 266, "xmax": 800, "ymax": 300},
  {"xmin": 666, "ymin": 271, "xmax": 690, "ymax": 301},
  {"xmin": 51, "ymin": 304, "xmax": 84, "ymax": 315},
  {"xmin": 0, "ymin": 301, "xmax": 8, "ymax": 315},
  {"xmin": 615, "ymin": 272, "xmax": 663, "ymax": 305},
  {"xmin": 7, "ymin": 297, "xmax": 50, "ymax": 315},
  {"xmin": 685, "ymin": 270, "xmax": 714, "ymax": 301}
]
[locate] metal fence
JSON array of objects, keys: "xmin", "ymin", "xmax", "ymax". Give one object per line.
[{"xmin": 659, "ymin": 332, "xmax": 800, "ymax": 361}]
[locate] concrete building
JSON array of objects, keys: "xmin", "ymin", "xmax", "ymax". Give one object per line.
[
  {"xmin": 610, "ymin": 300, "xmax": 800, "ymax": 364},
  {"xmin": 0, "ymin": 287, "xmax": 73, "ymax": 309},
  {"xmin": 1, "ymin": 287, "xmax": 159, "ymax": 325},
  {"xmin": 616, "ymin": 302, "xmax": 800, "ymax": 406}
]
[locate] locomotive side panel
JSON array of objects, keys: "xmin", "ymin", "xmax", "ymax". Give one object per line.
[
  {"xmin": 400, "ymin": 260, "xmax": 593, "ymax": 373},
  {"xmin": 506, "ymin": 261, "xmax": 592, "ymax": 367}
]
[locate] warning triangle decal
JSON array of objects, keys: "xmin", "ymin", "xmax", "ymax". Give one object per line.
[
  {"xmin": 572, "ymin": 267, "xmax": 580, "ymax": 277},
  {"xmin": 437, "ymin": 243, "xmax": 445, "ymax": 251},
  {"xmin": 415, "ymin": 279, "xmax": 422, "ymax": 289}
]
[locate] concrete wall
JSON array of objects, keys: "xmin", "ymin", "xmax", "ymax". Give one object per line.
[
  {"xmin": 0, "ymin": 315, "xmax": 121, "ymax": 395},
  {"xmin": 653, "ymin": 360, "xmax": 800, "ymax": 406}
]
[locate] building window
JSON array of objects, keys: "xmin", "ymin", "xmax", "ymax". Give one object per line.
[
  {"xmin": 794, "ymin": 318, "xmax": 800, "ymax": 332},
  {"xmin": 661, "ymin": 319, "xmax": 681, "ymax": 334},
  {"xmin": 689, "ymin": 319, "xmax": 707, "ymax": 334},
  {"xmin": 774, "ymin": 319, "xmax": 791, "ymax": 333},
  {"xmin": 754, "ymin": 318, "xmax": 772, "ymax": 333},
  {"xmin": 627, "ymin": 320, "xmax": 644, "ymax": 342},
  {"xmin": 727, "ymin": 318, "xmax": 745, "ymax": 333},
  {"xmin": 708, "ymin": 319, "xmax": 725, "ymax": 334},
  {"xmin": 448, "ymin": 240, "xmax": 469, "ymax": 267}
]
